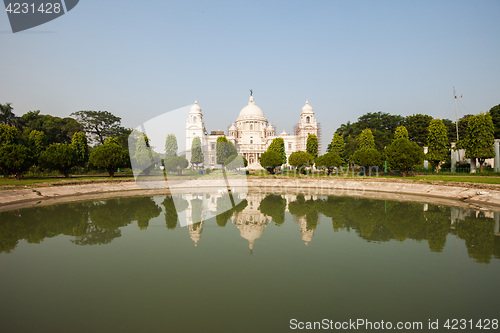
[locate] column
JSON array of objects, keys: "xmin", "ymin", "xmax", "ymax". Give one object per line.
[
  {"xmin": 451, "ymin": 143, "xmax": 458, "ymax": 172},
  {"xmin": 423, "ymin": 146, "xmax": 428, "ymax": 169},
  {"xmin": 494, "ymin": 139, "xmax": 500, "ymax": 172}
]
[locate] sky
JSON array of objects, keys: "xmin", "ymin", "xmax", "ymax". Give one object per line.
[{"xmin": 1, "ymin": 0, "xmax": 499, "ymax": 151}]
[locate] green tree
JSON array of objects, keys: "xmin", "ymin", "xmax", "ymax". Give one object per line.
[
  {"xmin": 0, "ymin": 103, "xmax": 17, "ymax": 126},
  {"xmin": 288, "ymin": 151, "xmax": 313, "ymax": 174},
  {"xmin": 306, "ymin": 134, "xmax": 318, "ymax": 159},
  {"xmin": 489, "ymin": 103, "xmax": 500, "ymax": 139},
  {"xmin": 426, "ymin": 119, "xmax": 449, "ymax": 170},
  {"xmin": 327, "ymin": 132, "xmax": 345, "ymax": 158},
  {"xmin": 216, "ymin": 136, "xmax": 237, "ymax": 166},
  {"xmin": 89, "ymin": 141, "xmax": 129, "ymax": 177},
  {"xmin": 267, "ymin": 137, "xmax": 285, "ymax": 157},
  {"xmin": 40, "ymin": 143, "xmax": 78, "ymax": 178},
  {"xmin": 164, "ymin": 155, "xmax": 189, "ymax": 175},
  {"xmin": 354, "ymin": 112, "xmax": 404, "ymax": 150},
  {"xmin": 351, "ymin": 148, "xmax": 382, "ymax": 174},
  {"xmin": 165, "ymin": 134, "xmax": 178, "ymax": 157},
  {"xmin": 405, "ymin": 114, "xmax": 433, "ymax": 146},
  {"xmin": 0, "ymin": 124, "xmax": 19, "ymax": 146},
  {"xmin": 259, "ymin": 150, "xmax": 282, "ymax": 174},
  {"xmin": 225, "ymin": 154, "xmax": 247, "ymax": 171},
  {"xmin": 133, "ymin": 135, "xmax": 155, "ymax": 176},
  {"xmin": 28, "ymin": 130, "xmax": 47, "ymax": 155},
  {"xmin": 190, "ymin": 136, "xmax": 203, "ymax": 169},
  {"xmin": 461, "ymin": 113, "xmax": 495, "ymax": 172},
  {"xmin": 384, "ymin": 138, "xmax": 424, "ymax": 177},
  {"xmin": 71, "ymin": 132, "xmax": 90, "ymax": 168},
  {"xmin": 394, "ymin": 126, "xmax": 409, "ymax": 140},
  {"xmin": 0, "ymin": 144, "xmax": 34, "ymax": 180},
  {"xmin": 71, "ymin": 110, "xmax": 124, "ymax": 145},
  {"xmin": 21, "ymin": 110, "xmax": 82, "ymax": 144},
  {"xmin": 315, "ymin": 152, "xmax": 343, "ymax": 175},
  {"xmin": 357, "ymin": 128, "xmax": 375, "ymax": 150}
]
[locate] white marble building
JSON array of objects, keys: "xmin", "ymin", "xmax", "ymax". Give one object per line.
[{"xmin": 186, "ymin": 95, "xmax": 319, "ymax": 169}]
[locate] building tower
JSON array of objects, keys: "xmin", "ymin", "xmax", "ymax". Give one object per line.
[
  {"xmin": 296, "ymin": 101, "xmax": 318, "ymax": 152},
  {"xmin": 185, "ymin": 101, "xmax": 207, "ymax": 166}
]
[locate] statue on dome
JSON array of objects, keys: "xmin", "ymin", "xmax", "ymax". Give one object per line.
[{"xmin": 249, "ymin": 89, "xmax": 253, "ymax": 96}]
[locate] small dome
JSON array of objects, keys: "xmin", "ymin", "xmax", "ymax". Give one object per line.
[
  {"xmin": 267, "ymin": 124, "xmax": 275, "ymax": 129},
  {"xmin": 237, "ymin": 96, "xmax": 266, "ymax": 121},
  {"xmin": 190, "ymin": 100, "xmax": 202, "ymax": 113},
  {"xmin": 301, "ymin": 100, "xmax": 313, "ymax": 113},
  {"xmin": 280, "ymin": 129, "xmax": 288, "ymax": 136},
  {"xmin": 229, "ymin": 124, "xmax": 237, "ymax": 131}
]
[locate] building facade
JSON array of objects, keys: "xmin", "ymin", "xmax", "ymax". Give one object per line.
[{"xmin": 186, "ymin": 95, "xmax": 319, "ymax": 169}]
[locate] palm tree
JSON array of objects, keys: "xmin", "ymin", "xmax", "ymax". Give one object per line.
[{"xmin": 0, "ymin": 103, "xmax": 16, "ymax": 126}]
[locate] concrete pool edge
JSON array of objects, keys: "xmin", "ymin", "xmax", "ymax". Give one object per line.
[{"xmin": 1, "ymin": 177, "xmax": 500, "ymax": 212}]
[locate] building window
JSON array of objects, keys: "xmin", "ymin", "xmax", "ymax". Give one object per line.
[
  {"xmin": 211, "ymin": 143, "xmax": 215, "ymax": 150},
  {"xmin": 250, "ymin": 124, "xmax": 253, "ymax": 130},
  {"xmin": 250, "ymin": 140, "xmax": 253, "ymax": 144},
  {"xmin": 306, "ymin": 116, "xmax": 310, "ymax": 123},
  {"xmin": 288, "ymin": 143, "xmax": 292, "ymax": 149}
]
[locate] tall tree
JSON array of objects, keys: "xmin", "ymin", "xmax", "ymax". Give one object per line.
[
  {"xmin": 165, "ymin": 134, "xmax": 178, "ymax": 157},
  {"xmin": 267, "ymin": 137, "xmax": 285, "ymax": 157},
  {"xmin": 0, "ymin": 144, "xmax": 34, "ymax": 180},
  {"xmin": 21, "ymin": 110, "xmax": 82, "ymax": 144},
  {"xmin": 315, "ymin": 152, "xmax": 343, "ymax": 175},
  {"xmin": 190, "ymin": 136, "xmax": 204, "ymax": 169},
  {"xmin": 0, "ymin": 124, "xmax": 19, "ymax": 146},
  {"xmin": 351, "ymin": 148, "xmax": 382, "ymax": 174},
  {"xmin": 71, "ymin": 110, "xmax": 123, "ymax": 145},
  {"xmin": 384, "ymin": 138, "xmax": 424, "ymax": 177},
  {"xmin": 394, "ymin": 126, "xmax": 409, "ymax": 140},
  {"xmin": 89, "ymin": 141, "xmax": 129, "ymax": 177},
  {"xmin": 216, "ymin": 136, "xmax": 237, "ymax": 166},
  {"xmin": 288, "ymin": 151, "xmax": 313, "ymax": 174},
  {"xmin": 306, "ymin": 134, "xmax": 318, "ymax": 159},
  {"xmin": 164, "ymin": 155, "xmax": 189, "ymax": 175},
  {"xmin": 327, "ymin": 132, "xmax": 345, "ymax": 157},
  {"xmin": 358, "ymin": 128, "xmax": 375, "ymax": 150},
  {"xmin": 488, "ymin": 103, "xmax": 500, "ymax": 139},
  {"xmin": 426, "ymin": 119, "xmax": 449, "ymax": 170},
  {"xmin": 40, "ymin": 143, "xmax": 78, "ymax": 178},
  {"xmin": 461, "ymin": 113, "xmax": 495, "ymax": 172},
  {"xmin": 405, "ymin": 114, "xmax": 433, "ymax": 146},
  {"xmin": 71, "ymin": 132, "xmax": 90, "ymax": 168},
  {"xmin": 259, "ymin": 150, "xmax": 282, "ymax": 174},
  {"xmin": 133, "ymin": 135, "xmax": 155, "ymax": 175},
  {"xmin": 0, "ymin": 103, "xmax": 17, "ymax": 127}
]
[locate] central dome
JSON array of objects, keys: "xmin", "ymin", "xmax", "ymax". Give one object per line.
[{"xmin": 237, "ymin": 96, "xmax": 267, "ymax": 121}]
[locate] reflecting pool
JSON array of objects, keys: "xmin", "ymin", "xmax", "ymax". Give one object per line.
[{"xmin": 1, "ymin": 193, "xmax": 499, "ymax": 332}]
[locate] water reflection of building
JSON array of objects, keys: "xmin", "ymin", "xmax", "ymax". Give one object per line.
[
  {"xmin": 232, "ymin": 193, "xmax": 269, "ymax": 250},
  {"xmin": 188, "ymin": 222, "xmax": 203, "ymax": 247},
  {"xmin": 298, "ymin": 216, "xmax": 314, "ymax": 246}
]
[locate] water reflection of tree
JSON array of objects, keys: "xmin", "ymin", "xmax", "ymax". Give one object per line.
[
  {"xmin": 162, "ymin": 196, "xmax": 188, "ymax": 230},
  {"xmin": 0, "ymin": 203, "xmax": 89, "ymax": 252},
  {"xmin": 216, "ymin": 195, "xmax": 247, "ymax": 227},
  {"xmin": 134, "ymin": 197, "xmax": 162, "ymax": 230},
  {"xmin": 259, "ymin": 194, "xmax": 286, "ymax": 226},
  {"xmin": 288, "ymin": 195, "xmax": 318, "ymax": 230},
  {"xmin": 71, "ymin": 224, "xmax": 121, "ymax": 245},
  {"xmin": 456, "ymin": 216, "xmax": 495, "ymax": 264},
  {"xmin": 89, "ymin": 198, "xmax": 137, "ymax": 231},
  {"xmin": 424, "ymin": 205, "xmax": 451, "ymax": 252}
]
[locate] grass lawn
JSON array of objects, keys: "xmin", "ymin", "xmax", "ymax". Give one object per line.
[
  {"xmin": 0, "ymin": 175, "xmax": 135, "ymax": 189},
  {"xmin": 398, "ymin": 175, "xmax": 500, "ymax": 185}
]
